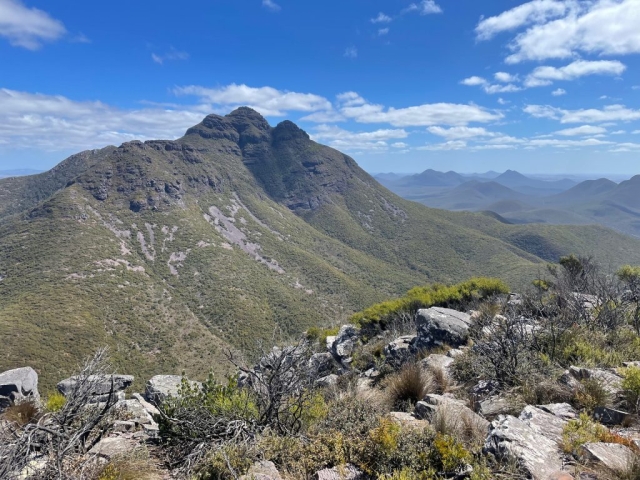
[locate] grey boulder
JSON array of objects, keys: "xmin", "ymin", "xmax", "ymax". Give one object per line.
[
  {"xmin": 331, "ymin": 325, "xmax": 359, "ymax": 362},
  {"xmin": 413, "ymin": 307, "xmax": 472, "ymax": 351},
  {"xmin": 314, "ymin": 464, "xmax": 363, "ymax": 480},
  {"xmin": 581, "ymin": 442, "xmax": 636, "ymax": 474},
  {"xmin": 518, "ymin": 405, "xmax": 568, "ymax": 444},
  {"xmin": 0, "ymin": 367, "xmax": 40, "ymax": 408},
  {"xmin": 484, "ymin": 415, "xmax": 564, "ymax": 480},
  {"xmin": 57, "ymin": 374, "xmax": 133, "ymax": 397},
  {"xmin": 384, "ymin": 335, "xmax": 416, "ymax": 366},
  {"xmin": 145, "ymin": 375, "xmax": 201, "ymax": 406}
]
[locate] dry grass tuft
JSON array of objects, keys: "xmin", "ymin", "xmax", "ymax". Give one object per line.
[
  {"xmin": 2, "ymin": 400, "xmax": 40, "ymax": 427},
  {"xmin": 93, "ymin": 447, "xmax": 163, "ymax": 480},
  {"xmin": 386, "ymin": 363, "xmax": 434, "ymax": 411}
]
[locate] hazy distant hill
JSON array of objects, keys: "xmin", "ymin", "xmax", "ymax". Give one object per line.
[
  {"xmin": 2, "ymin": 109, "xmax": 639, "ymax": 390},
  {"xmin": 381, "ymin": 168, "xmax": 640, "ymax": 238},
  {"xmin": 0, "ymin": 169, "xmax": 43, "ymax": 178}
]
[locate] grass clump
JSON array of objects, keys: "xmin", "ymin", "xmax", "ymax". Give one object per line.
[
  {"xmin": 2, "ymin": 400, "xmax": 40, "ymax": 427},
  {"xmin": 386, "ymin": 363, "xmax": 433, "ymax": 411},
  {"xmin": 94, "ymin": 448, "xmax": 163, "ymax": 480}
]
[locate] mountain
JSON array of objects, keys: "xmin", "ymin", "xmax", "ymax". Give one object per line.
[
  {"xmin": 494, "ymin": 170, "xmax": 577, "ymax": 196},
  {"xmin": 395, "ymin": 169, "xmax": 466, "ymax": 188},
  {"xmin": 0, "ymin": 169, "xmax": 43, "ymax": 178},
  {"xmin": 0, "ymin": 148, "xmax": 113, "ymax": 220},
  {"xmin": 414, "ymin": 181, "xmax": 529, "ymax": 211},
  {"xmin": 3, "ymin": 108, "xmax": 640, "ymax": 390},
  {"xmin": 373, "ymin": 172, "xmax": 409, "ymax": 183}
]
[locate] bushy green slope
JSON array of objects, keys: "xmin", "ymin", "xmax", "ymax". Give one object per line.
[{"xmin": 2, "ymin": 107, "xmax": 640, "ymax": 390}]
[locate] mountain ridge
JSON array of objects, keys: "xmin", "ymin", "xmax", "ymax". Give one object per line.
[{"xmin": 2, "ymin": 108, "xmax": 640, "ymax": 390}]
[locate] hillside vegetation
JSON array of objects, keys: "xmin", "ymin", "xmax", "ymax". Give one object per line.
[{"xmin": 2, "ymin": 108, "xmax": 640, "ymax": 391}]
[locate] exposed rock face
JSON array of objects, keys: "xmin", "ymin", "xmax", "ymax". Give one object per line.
[
  {"xmin": 309, "ymin": 352, "xmax": 335, "ymax": 376},
  {"xmin": 57, "ymin": 374, "xmax": 133, "ymax": 398},
  {"xmin": 567, "ymin": 366, "xmax": 623, "ymax": 398},
  {"xmin": 0, "ymin": 367, "xmax": 39, "ymax": 410},
  {"xmin": 419, "ymin": 354, "xmax": 454, "ymax": 375},
  {"xmin": 478, "ymin": 396, "xmax": 512, "ymax": 418},
  {"xmin": 538, "ymin": 403, "xmax": 578, "ymax": 421},
  {"xmin": 581, "ymin": 442, "xmax": 635, "ymax": 474},
  {"xmin": 330, "ymin": 325, "xmax": 359, "ymax": 364},
  {"xmin": 413, "ymin": 307, "xmax": 472, "ymax": 351},
  {"xmin": 313, "ymin": 464, "xmax": 363, "ymax": 480},
  {"xmin": 384, "ymin": 335, "xmax": 416, "ymax": 366},
  {"xmin": 145, "ymin": 375, "xmax": 199, "ymax": 406},
  {"xmin": 518, "ymin": 405, "xmax": 568, "ymax": 444},
  {"xmin": 593, "ymin": 406, "xmax": 629, "ymax": 426},
  {"xmin": 89, "ymin": 437, "xmax": 139, "ymax": 461},
  {"xmin": 240, "ymin": 461, "xmax": 282, "ymax": 480},
  {"xmin": 484, "ymin": 415, "xmax": 564, "ymax": 480}
]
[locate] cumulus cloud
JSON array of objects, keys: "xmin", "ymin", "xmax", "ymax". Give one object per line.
[
  {"xmin": 174, "ymin": 84, "xmax": 333, "ymax": 117},
  {"xmin": 0, "ymin": 88, "xmax": 209, "ymax": 150},
  {"xmin": 310, "ymin": 124, "xmax": 408, "ymax": 151},
  {"xmin": 427, "ymin": 126, "xmax": 498, "ymax": 140},
  {"xmin": 479, "ymin": 0, "xmax": 640, "ymax": 64},
  {"xmin": 552, "ymin": 125, "xmax": 608, "ymax": 136},
  {"xmin": 551, "ymin": 88, "xmax": 567, "ymax": 96},
  {"xmin": 461, "ymin": 76, "xmax": 521, "ymax": 94},
  {"xmin": 419, "ymin": 140, "xmax": 467, "ymax": 151},
  {"xmin": 262, "ymin": 0, "xmax": 281, "ymax": 11},
  {"xmin": 494, "ymin": 72, "xmax": 518, "ymax": 83},
  {"xmin": 524, "ymin": 60, "xmax": 626, "ymax": 87},
  {"xmin": 476, "ymin": 0, "xmax": 569, "ymax": 40},
  {"xmin": 371, "ymin": 12, "xmax": 392, "ymax": 23},
  {"xmin": 378, "ymin": 28, "xmax": 390, "ymax": 36},
  {"xmin": 0, "ymin": 0, "xmax": 66, "ymax": 49},
  {"xmin": 524, "ymin": 104, "xmax": 640, "ymax": 124},
  {"xmin": 338, "ymin": 96, "xmax": 503, "ymax": 127}
]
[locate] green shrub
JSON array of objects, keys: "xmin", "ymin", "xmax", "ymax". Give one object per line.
[
  {"xmin": 350, "ymin": 278, "xmax": 509, "ymax": 330},
  {"xmin": 573, "ymin": 378, "xmax": 610, "ymax": 413},
  {"xmin": 307, "ymin": 326, "xmax": 340, "ymax": 346},
  {"xmin": 45, "ymin": 392, "xmax": 66, "ymax": 412},
  {"xmin": 622, "ymin": 366, "xmax": 640, "ymax": 411},
  {"xmin": 562, "ymin": 412, "xmax": 609, "ymax": 454},
  {"xmin": 432, "ymin": 434, "xmax": 471, "ymax": 473}
]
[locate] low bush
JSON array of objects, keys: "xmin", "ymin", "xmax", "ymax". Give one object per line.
[
  {"xmin": 350, "ymin": 278, "xmax": 509, "ymax": 331},
  {"xmin": 94, "ymin": 448, "xmax": 162, "ymax": 480},
  {"xmin": 44, "ymin": 392, "xmax": 66, "ymax": 412},
  {"xmin": 562, "ymin": 413, "xmax": 610, "ymax": 455},
  {"xmin": 573, "ymin": 378, "xmax": 610, "ymax": 413},
  {"xmin": 622, "ymin": 366, "xmax": 640, "ymax": 412}
]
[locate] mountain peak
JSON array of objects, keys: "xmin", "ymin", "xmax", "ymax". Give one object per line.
[{"xmin": 226, "ymin": 107, "xmax": 271, "ymax": 131}]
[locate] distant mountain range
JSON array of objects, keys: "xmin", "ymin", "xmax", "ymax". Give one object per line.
[
  {"xmin": 0, "ymin": 169, "xmax": 43, "ymax": 179},
  {"xmin": 377, "ymin": 169, "xmax": 640, "ymax": 238},
  {"xmin": 3, "ymin": 108, "xmax": 640, "ymax": 389}
]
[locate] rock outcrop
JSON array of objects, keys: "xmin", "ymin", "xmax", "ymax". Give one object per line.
[
  {"xmin": 412, "ymin": 307, "xmax": 472, "ymax": 351},
  {"xmin": 0, "ymin": 367, "xmax": 39, "ymax": 411}
]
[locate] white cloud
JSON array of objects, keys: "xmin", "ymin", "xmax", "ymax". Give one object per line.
[
  {"xmin": 551, "ymin": 88, "xmax": 566, "ymax": 96},
  {"xmin": 417, "ymin": 0, "xmax": 442, "ymax": 14},
  {"xmin": 633, "ymin": 130, "xmax": 640, "ymax": 134},
  {"xmin": 461, "ymin": 76, "xmax": 487, "ymax": 86},
  {"xmin": 461, "ymin": 76, "xmax": 521, "ymax": 94},
  {"xmin": 0, "ymin": 88, "xmax": 210, "ymax": 151},
  {"xmin": 476, "ymin": 0, "xmax": 569, "ymax": 40},
  {"xmin": 371, "ymin": 12, "xmax": 392, "ymax": 23},
  {"xmin": 427, "ymin": 126, "xmax": 497, "ymax": 140},
  {"xmin": 527, "ymin": 137, "xmax": 612, "ymax": 147},
  {"xmin": 611, "ymin": 130, "xmax": 626, "ymax": 134},
  {"xmin": 378, "ymin": 28, "xmax": 389, "ymax": 36},
  {"xmin": 553, "ymin": 125, "xmax": 607, "ymax": 136},
  {"xmin": 392, "ymin": 142, "xmax": 409, "ymax": 148},
  {"xmin": 524, "ymin": 60, "xmax": 626, "ymax": 87},
  {"xmin": 498, "ymin": 0, "xmax": 640, "ymax": 64},
  {"xmin": 174, "ymin": 84, "xmax": 333, "ymax": 117},
  {"xmin": 344, "ymin": 46, "xmax": 358, "ymax": 58},
  {"xmin": 311, "ymin": 124, "xmax": 408, "ymax": 151},
  {"xmin": 339, "ymin": 97, "xmax": 503, "ymax": 127},
  {"xmin": 497, "ymin": 98, "xmax": 510, "ymax": 105},
  {"xmin": 419, "ymin": 140, "xmax": 467, "ymax": 151},
  {"xmin": 524, "ymin": 104, "xmax": 640, "ymax": 123},
  {"xmin": 262, "ymin": 0, "xmax": 281, "ymax": 11},
  {"xmin": 0, "ymin": 0, "xmax": 66, "ymax": 49},
  {"xmin": 494, "ymin": 72, "xmax": 518, "ymax": 83},
  {"xmin": 151, "ymin": 47, "xmax": 189, "ymax": 65}
]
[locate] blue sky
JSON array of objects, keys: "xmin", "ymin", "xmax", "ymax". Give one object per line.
[{"xmin": 1, "ymin": 0, "xmax": 640, "ymax": 175}]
